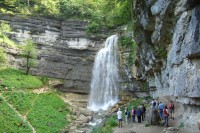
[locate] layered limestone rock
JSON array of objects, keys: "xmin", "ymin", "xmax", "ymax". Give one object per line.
[
  {"xmin": 133, "ymin": 0, "xmax": 200, "ymax": 130},
  {"xmin": 0, "ymin": 14, "xmax": 106, "ymax": 93}
]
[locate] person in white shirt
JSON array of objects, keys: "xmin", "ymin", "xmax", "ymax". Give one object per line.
[{"xmin": 117, "ymin": 108, "xmax": 122, "ymax": 128}]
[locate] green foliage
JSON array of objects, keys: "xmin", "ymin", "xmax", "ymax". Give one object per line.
[
  {"xmin": 179, "ymin": 122, "xmax": 184, "ymax": 128},
  {"xmin": 106, "ymin": 117, "xmax": 118, "ymax": 127},
  {"xmin": 27, "ymin": 93, "xmax": 70, "ymax": 133},
  {"xmin": 22, "ymin": 39, "xmax": 37, "ymax": 74},
  {"xmin": 3, "ymin": 92, "xmax": 37, "ymax": 115},
  {"xmin": 0, "ymin": 47, "xmax": 7, "ymax": 67},
  {"xmin": 0, "ymin": 95, "xmax": 32, "ymax": 132},
  {"xmin": 127, "ymin": 98, "xmax": 143, "ymax": 109},
  {"xmin": 0, "ymin": 0, "xmax": 133, "ymax": 33},
  {"xmin": 0, "ymin": 68, "xmax": 43, "ymax": 90},
  {"xmin": 155, "ymin": 46, "xmax": 167, "ymax": 59},
  {"xmin": 119, "ymin": 35, "xmax": 137, "ymax": 66},
  {"xmin": 1, "ymin": 91, "xmax": 71, "ymax": 132},
  {"xmin": 0, "ymin": 21, "xmax": 12, "ymax": 33},
  {"xmin": 87, "ymin": 21, "xmax": 102, "ymax": 33},
  {"xmin": 0, "ymin": 22, "xmax": 16, "ymax": 48},
  {"xmin": 91, "ymin": 117, "xmax": 117, "ymax": 133},
  {"xmin": 39, "ymin": 76, "xmax": 49, "ymax": 86}
]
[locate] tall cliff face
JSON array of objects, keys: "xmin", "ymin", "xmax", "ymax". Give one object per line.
[
  {"xmin": 133, "ymin": 0, "xmax": 200, "ymax": 130},
  {"xmin": 0, "ymin": 14, "xmax": 105, "ymax": 93}
]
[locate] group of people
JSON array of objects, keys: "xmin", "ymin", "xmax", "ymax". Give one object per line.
[
  {"xmin": 117, "ymin": 104, "xmax": 146, "ymax": 128},
  {"xmin": 152, "ymin": 99, "xmax": 175, "ymax": 127},
  {"xmin": 117, "ymin": 99, "xmax": 175, "ymax": 128}
]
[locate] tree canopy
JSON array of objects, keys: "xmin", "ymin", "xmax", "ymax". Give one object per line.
[{"xmin": 0, "ymin": 0, "xmax": 133, "ymax": 32}]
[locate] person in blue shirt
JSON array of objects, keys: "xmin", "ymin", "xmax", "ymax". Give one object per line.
[
  {"xmin": 158, "ymin": 102, "xmax": 165, "ymax": 120},
  {"xmin": 136, "ymin": 107, "xmax": 142, "ymax": 123}
]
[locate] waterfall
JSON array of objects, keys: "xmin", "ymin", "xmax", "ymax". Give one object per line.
[{"xmin": 87, "ymin": 35, "xmax": 119, "ymax": 111}]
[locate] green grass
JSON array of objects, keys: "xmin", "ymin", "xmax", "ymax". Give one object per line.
[
  {"xmin": 0, "ymin": 68, "xmax": 43, "ymax": 91},
  {"xmin": 0, "ymin": 96, "xmax": 32, "ymax": 133},
  {"xmin": 3, "ymin": 92, "xmax": 37, "ymax": 115},
  {"xmin": 0, "ymin": 68, "xmax": 71, "ymax": 132},
  {"xmin": 91, "ymin": 117, "xmax": 118, "ymax": 133},
  {"xmin": 27, "ymin": 93, "xmax": 70, "ymax": 133}
]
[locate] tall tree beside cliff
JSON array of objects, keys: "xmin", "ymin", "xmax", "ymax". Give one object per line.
[{"xmin": 22, "ymin": 39, "xmax": 37, "ymax": 75}]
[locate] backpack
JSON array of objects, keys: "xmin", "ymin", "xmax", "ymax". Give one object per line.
[
  {"xmin": 128, "ymin": 110, "xmax": 131, "ymax": 117},
  {"xmin": 163, "ymin": 109, "xmax": 168, "ymax": 116},
  {"xmin": 153, "ymin": 101, "xmax": 156, "ymax": 107},
  {"xmin": 169, "ymin": 103, "xmax": 174, "ymax": 109}
]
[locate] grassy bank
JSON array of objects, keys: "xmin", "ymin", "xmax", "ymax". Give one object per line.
[
  {"xmin": 0, "ymin": 95, "xmax": 32, "ymax": 132},
  {"xmin": 0, "ymin": 68, "xmax": 43, "ymax": 91},
  {"xmin": 0, "ymin": 68, "xmax": 71, "ymax": 132}
]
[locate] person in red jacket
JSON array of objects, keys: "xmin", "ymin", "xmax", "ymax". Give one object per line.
[
  {"xmin": 162, "ymin": 105, "xmax": 169, "ymax": 127},
  {"xmin": 168, "ymin": 101, "xmax": 174, "ymax": 120}
]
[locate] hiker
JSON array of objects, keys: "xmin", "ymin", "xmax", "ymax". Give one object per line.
[
  {"xmin": 151, "ymin": 99, "xmax": 156, "ymax": 109},
  {"xmin": 131, "ymin": 106, "xmax": 136, "ymax": 122},
  {"xmin": 158, "ymin": 102, "xmax": 165, "ymax": 120},
  {"xmin": 162, "ymin": 105, "xmax": 169, "ymax": 127},
  {"xmin": 136, "ymin": 107, "xmax": 142, "ymax": 123},
  {"xmin": 156, "ymin": 99, "xmax": 160, "ymax": 109},
  {"xmin": 117, "ymin": 108, "xmax": 122, "ymax": 128},
  {"xmin": 141, "ymin": 104, "xmax": 146, "ymax": 120},
  {"xmin": 168, "ymin": 101, "xmax": 174, "ymax": 120},
  {"xmin": 125, "ymin": 107, "xmax": 130, "ymax": 124}
]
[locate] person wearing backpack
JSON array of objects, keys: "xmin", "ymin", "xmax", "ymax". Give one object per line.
[
  {"xmin": 125, "ymin": 107, "xmax": 129, "ymax": 124},
  {"xmin": 151, "ymin": 99, "xmax": 156, "ymax": 109},
  {"xmin": 131, "ymin": 106, "xmax": 136, "ymax": 122},
  {"xmin": 168, "ymin": 101, "xmax": 174, "ymax": 120},
  {"xmin": 136, "ymin": 107, "xmax": 142, "ymax": 123},
  {"xmin": 162, "ymin": 105, "xmax": 169, "ymax": 127}
]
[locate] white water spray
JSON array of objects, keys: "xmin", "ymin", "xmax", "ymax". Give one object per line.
[{"xmin": 87, "ymin": 35, "xmax": 119, "ymax": 111}]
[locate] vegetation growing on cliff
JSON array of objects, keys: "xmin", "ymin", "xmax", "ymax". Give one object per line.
[
  {"xmin": 22, "ymin": 39, "xmax": 37, "ymax": 75},
  {"xmin": 119, "ymin": 35, "xmax": 137, "ymax": 66},
  {"xmin": 0, "ymin": 22, "xmax": 16, "ymax": 48},
  {"xmin": 0, "ymin": 0, "xmax": 133, "ymax": 33}
]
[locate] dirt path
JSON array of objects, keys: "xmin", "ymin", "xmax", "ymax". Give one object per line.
[
  {"xmin": 0, "ymin": 93, "xmax": 36, "ymax": 133},
  {"xmin": 113, "ymin": 121, "xmax": 199, "ymax": 133},
  {"xmin": 113, "ymin": 96, "xmax": 199, "ymax": 133}
]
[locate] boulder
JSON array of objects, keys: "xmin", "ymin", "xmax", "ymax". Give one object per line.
[
  {"xmin": 76, "ymin": 114, "xmax": 89, "ymax": 123},
  {"xmin": 163, "ymin": 127, "xmax": 179, "ymax": 133},
  {"xmin": 146, "ymin": 108, "xmax": 160, "ymax": 125}
]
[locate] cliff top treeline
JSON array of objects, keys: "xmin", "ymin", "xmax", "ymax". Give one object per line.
[{"xmin": 0, "ymin": 0, "xmax": 133, "ymax": 33}]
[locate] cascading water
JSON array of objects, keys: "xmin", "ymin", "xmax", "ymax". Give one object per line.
[{"xmin": 87, "ymin": 35, "xmax": 119, "ymax": 111}]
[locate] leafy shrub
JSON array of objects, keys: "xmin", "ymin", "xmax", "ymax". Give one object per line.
[
  {"xmin": 91, "ymin": 117, "xmax": 117, "ymax": 133},
  {"xmin": 0, "ymin": 22, "xmax": 16, "ymax": 48},
  {"xmin": 39, "ymin": 76, "xmax": 49, "ymax": 86},
  {"xmin": 106, "ymin": 117, "xmax": 118, "ymax": 127}
]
